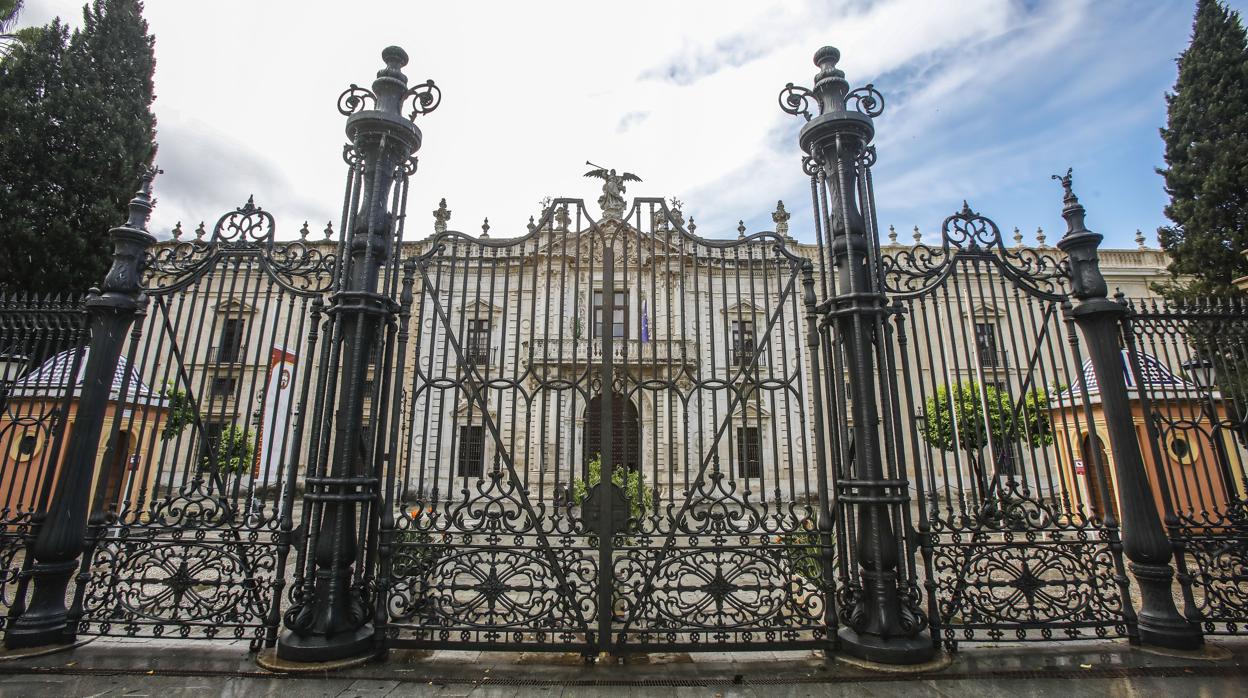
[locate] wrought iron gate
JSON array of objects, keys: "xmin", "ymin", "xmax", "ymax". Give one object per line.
[
  {"xmin": 71, "ymin": 200, "xmax": 336, "ymax": 645},
  {"xmin": 0, "ymin": 294, "xmax": 87, "ymax": 627},
  {"xmin": 380, "ymin": 198, "xmax": 833, "ymax": 653},
  {"xmin": 1123, "ymin": 298, "xmax": 1248, "ymax": 635},
  {"xmin": 879, "ymin": 205, "xmax": 1133, "ymax": 647}
]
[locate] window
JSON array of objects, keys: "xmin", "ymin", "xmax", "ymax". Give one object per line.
[
  {"xmin": 218, "ymin": 318, "xmax": 246, "ymax": 363},
  {"xmin": 17, "ymin": 433, "xmax": 37, "ymax": 457},
  {"xmin": 465, "ymin": 319, "xmax": 491, "ymax": 366},
  {"xmin": 731, "ymin": 320, "xmax": 762, "ymax": 367},
  {"xmin": 200, "ymin": 422, "xmax": 225, "ymax": 467},
  {"xmin": 737, "ymin": 427, "xmax": 762, "ymax": 478},
  {"xmin": 592, "ymin": 290, "xmax": 628, "ymax": 339},
  {"xmin": 974, "ymin": 322, "xmax": 1000, "ymax": 367},
  {"xmin": 210, "ymin": 376, "xmax": 237, "ymax": 397},
  {"xmin": 457, "ymin": 425, "xmax": 485, "ymax": 478}
]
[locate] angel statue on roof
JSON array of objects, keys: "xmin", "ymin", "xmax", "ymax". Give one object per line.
[{"xmin": 585, "ymin": 162, "xmax": 641, "ymax": 221}]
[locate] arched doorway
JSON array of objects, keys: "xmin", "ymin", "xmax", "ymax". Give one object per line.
[
  {"xmin": 99, "ymin": 430, "xmax": 131, "ymax": 513},
  {"xmin": 1080, "ymin": 433, "xmax": 1119, "ymax": 521},
  {"xmin": 583, "ymin": 393, "xmax": 640, "ymax": 474}
]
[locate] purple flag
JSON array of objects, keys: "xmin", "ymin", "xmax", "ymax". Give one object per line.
[{"xmin": 641, "ymin": 298, "xmax": 650, "ymax": 343}]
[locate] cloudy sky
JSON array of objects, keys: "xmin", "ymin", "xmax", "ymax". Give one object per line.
[{"xmin": 19, "ymin": 0, "xmax": 1245, "ymax": 248}]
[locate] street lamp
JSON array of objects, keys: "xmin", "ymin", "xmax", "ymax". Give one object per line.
[
  {"xmin": 1181, "ymin": 357, "xmax": 1215, "ymax": 392},
  {"xmin": 1181, "ymin": 357, "xmax": 1235, "ymax": 497}
]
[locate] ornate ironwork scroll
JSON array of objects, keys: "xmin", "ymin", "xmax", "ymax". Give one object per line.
[
  {"xmin": 882, "ymin": 203, "xmax": 1133, "ymax": 648},
  {"xmin": 71, "ymin": 197, "xmax": 335, "ymax": 648},
  {"xmin": 1123, "ymin": 298, "xmax": 1248, "ymax": 635},
  {"xmin": 382, "ymin": 196, "xmax": 828, "ymax": 654},
  {"xmin": 0, "ymin": 294, "xmax": 87, "ymax": 627}
]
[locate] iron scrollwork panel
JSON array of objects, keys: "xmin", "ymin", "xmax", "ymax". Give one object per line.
[
  {"xmin": 1124, "ymin": 299, "xmax": 1248, "ymax": 634},
  {"xmin": 74, "ymin": 199, "xmax": 334, "ymax": 645},
  {"xmin": 0, "ymin": 293, "xmax": 88, "ymax": 625},
  {"xmin": 884, "ymin": 203, "xmax": 1132, "ymax": 647},
  {"xmin": 604, "ymin": 200, "xmax": 830, "ymax": 650}
]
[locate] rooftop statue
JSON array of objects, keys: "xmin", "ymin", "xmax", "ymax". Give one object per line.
[{"xmin": 584, "ymin": 161, "xmax": 641, "ymax": 221}]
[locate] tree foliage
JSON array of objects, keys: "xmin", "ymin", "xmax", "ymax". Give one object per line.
[
  {"xmin": 572, "ymin": 453, "xmax": 653, "ymax": 524},
  {"xmin": 0, "ymin": 0, "xmax": 156, "ymax": 293},
  {"xmin": 921, "ymin": 381, "xmax": 1053, "ymax": 455},
  {"xmin": 1156, "ymin": 0, "xmax": 1248, "ymax": 297},
  {"xmin": 202, "ymin": 425, "xmax": 256, "ymax": 476},
  {"xmin": 921, "ymin": 380, "xmax": 1053, "ymax": 500}
]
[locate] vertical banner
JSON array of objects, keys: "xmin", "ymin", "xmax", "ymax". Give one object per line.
[
  {"xmin": 640, "ymin": 297, "xmax": 650, "ymax": 343},
  {"xmin": 254, "ymin": 344, "xmax": 297, "ymax": 485}
]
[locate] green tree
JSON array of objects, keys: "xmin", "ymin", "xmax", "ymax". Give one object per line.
[
  {"xmin": 572, "ymin": 453, "xmax": 654, "ymax": 526},
  {"xmin": 202, "ymin": 425, "xmax": 256, "ymax": 476},
  {"xmin": 921, "ymin": 381, "xmax": 1053, "ymax": 496},
  {"xmin": 1156, "ymin": 0, "xmax": 1248, "ymax": 297},
  {"xmin": 0, "ymin": 0, "xmax": 156, "ymax": 293},
  {"xmin": 1, "ymin": 1, "xmax": 28, "ymax": 54}
]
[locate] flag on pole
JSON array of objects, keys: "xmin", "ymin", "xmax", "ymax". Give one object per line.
[
  {"xmin": 254, "ymin": 345, "xmax": 297, "ymax": 484},
  {"xmin": 641, "ymin": 298, "xmax": 650, "ymax": 343}
]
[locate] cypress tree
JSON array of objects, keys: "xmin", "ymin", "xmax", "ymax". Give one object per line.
[
  {"xmin": 1157, "ymin": 0, "xmax": 1248, "ymax": 296},
  {"xmin": 0, "ymin": 0, "xmax": 155, "ymax": 293}
]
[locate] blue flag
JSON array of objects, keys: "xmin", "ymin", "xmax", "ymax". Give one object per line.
[{"xmin": 641, "ymin": 298, "xmax": 650, "ymax": 343}]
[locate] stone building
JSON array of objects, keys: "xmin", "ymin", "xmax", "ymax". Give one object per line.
[{"xmin": 108, "ymin": 194, "xmax": 1180, "ymax": 516}]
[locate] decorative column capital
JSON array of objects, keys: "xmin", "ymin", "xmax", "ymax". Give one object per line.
[
  {"xmin": 93, "ymin": 166, "xmax": 159, "ymax": 307},
  {"xmin": 779, "ymin": 46, "xmax": 883, "ymax": 161},
  {"xmin": 1053, "ymin": 169, "xmax": 1109, "ymax": 302}
]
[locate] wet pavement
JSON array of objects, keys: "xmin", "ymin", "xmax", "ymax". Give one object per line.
[{"xmin": 0, "ymin": 637, "xmax": 1245, "ymax": 696}]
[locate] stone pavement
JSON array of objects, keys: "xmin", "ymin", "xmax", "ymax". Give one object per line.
[{"xmin": 0, "ymin": 637, "xmax": 1246, "ymax": 696}]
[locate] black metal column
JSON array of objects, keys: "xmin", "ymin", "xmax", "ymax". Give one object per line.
[
  {"xmin": 1054, "ymin": 171, "xmax": 1202, "ymax": 650},
  {"xmin": 278, "ymin": 46, "xmax": 437, "ymax": 662},
  {"xmin": 5, "ymin": 169, "xmax": 159, "ymax": 649},
  {"xmin": 780, "ymin": 47, "xmax": 932, "ymax": 664},
  {"xmin": 598, "ymin": 247, "xmax": 615, "ymax": 653}
]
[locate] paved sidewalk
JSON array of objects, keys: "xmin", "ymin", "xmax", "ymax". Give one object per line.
[{"xmin": 0, "ymin": 637, "xmax": 1246, "ymax": 696}]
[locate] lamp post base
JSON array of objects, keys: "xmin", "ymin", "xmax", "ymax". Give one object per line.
[
  {"xmin": 838, "ymin": 626, "xmax": 935, "ymax": 665},
  {"xmin": 276, "ymin": 624, "xmax": 375, "ymax": 663},
  {"xmin": 1130, "ymin": 561, "xmax": 1203, "ymax": 651}
]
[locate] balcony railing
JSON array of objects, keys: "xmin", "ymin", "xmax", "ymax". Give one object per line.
[
  {"xmin": 731, "ymin": 342, "xmax": 766, "ymax": 368},
  {"xmin": 526, "ymin": 338, "xmax": 699, "ymax": 367},
  {"xmin": 977, "ymin": 349, "xmax": 1011, "ymax": 369},
  {"xmin": 460, "ymin": 345, "xmax": 495, "ymax": 367}
]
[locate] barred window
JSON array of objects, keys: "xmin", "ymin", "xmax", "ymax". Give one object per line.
[
  {"xmin": 457, "ymin": 425, "xmax": 485, "ymax": 478},
  {"xmin": 218, "ymin": 318, "xmax": 246, "ymax": 363},
  {"xmin": 465, "ymin": 319, "xmax": 491, "ymax": 366},
  {"xmin": 737, "ymin": 426, "xmax": 762, "ymax": 478}
]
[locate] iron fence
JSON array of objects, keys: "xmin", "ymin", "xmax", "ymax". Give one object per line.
[
  {"xmin": 1123, "ymin": 297, "xmax": 1248, "ymax": 635},
  {"xmin": 69, "ymin": 199, "xmax": 336, "ymax": 647},
  {"xmin": 0, "ymin": 294, "xmax": 87, "ymax": 625},
  {"xmin": 381, "ymin": 198, "xmax": 830, "ymax": 655},
  {"xmin": 1, "ymin": 42, "xmax": 1242, "ymax": 664},
  {"xmin": 880, "ymin": 206, "xmax": 1133, "ymax": 647}
]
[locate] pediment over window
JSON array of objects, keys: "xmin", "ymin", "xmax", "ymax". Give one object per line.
[
  {"xmin": 213, "ymin": 298, "xmax": 256, "ymax": 315},
  {"xmin": 731, "ymin": 401, "xmax": 771, "ymax": 421},
  {"xmin": 461, "ymin": 298, "xmax": 504, "ymax": 316},
  {"xmin": 453, "ymin": 395, "xmax": 498, "ymax": 422},
  {"xmin": 721, "ymin": 299, "xmax": 766, "ymax": 319},
  {"xmin": 964, "ymin": 301, "xmax": 1003, "ymax": 319}
]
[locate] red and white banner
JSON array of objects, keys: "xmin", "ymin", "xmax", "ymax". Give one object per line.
[{"xmin": 254, "ymin": 345, "xmax": 297, "ymax": 484}]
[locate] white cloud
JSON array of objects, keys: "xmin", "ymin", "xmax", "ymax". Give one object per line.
[{"xmin": 14, "ymin": 0, "xmax": 1238, "ymax": 249}]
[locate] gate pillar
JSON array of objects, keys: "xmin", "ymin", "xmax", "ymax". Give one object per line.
[
  {"xmin": 1054, "ymin": 172, "xmax": 1202, "ymax": 650},
  {"xmin": 779, "ymin": 47, "xmax": 933, "ymax": 664},
  {"xmin": 277, "ymin": 46, "xmax": 438, "ymax": 662},
  {"xmin": 5, "ymin": 168, "xmax": 158, "ymax": 649}
]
